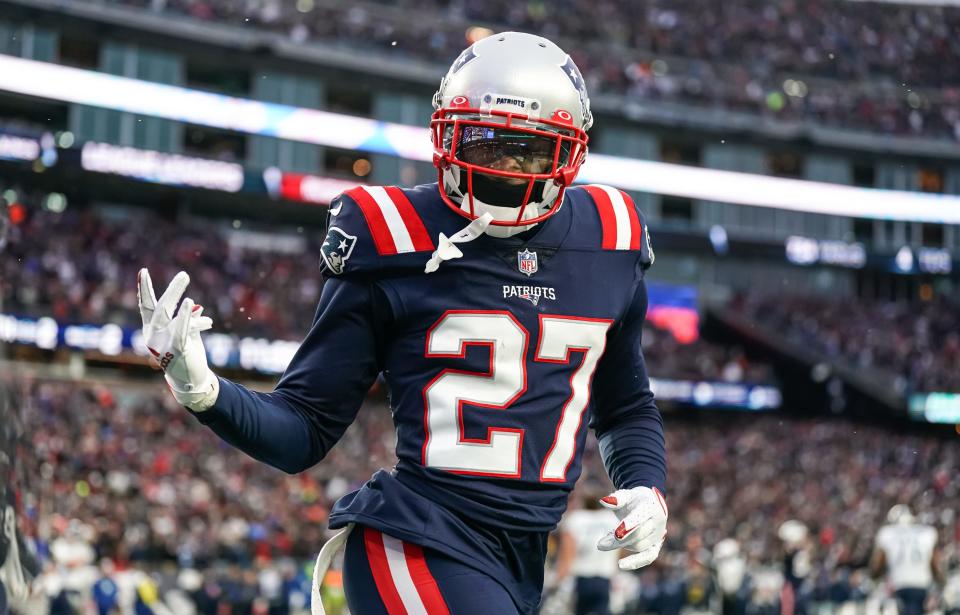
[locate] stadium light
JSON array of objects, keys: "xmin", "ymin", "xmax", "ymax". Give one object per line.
[{"xmin": 2, "ymin": 55, "xmax": 960, "ymax": 223}]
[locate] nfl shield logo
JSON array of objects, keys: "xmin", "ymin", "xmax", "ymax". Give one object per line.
[{"xmin": 517, "ymin": 249, "xmax": 538, "ymax": 277}]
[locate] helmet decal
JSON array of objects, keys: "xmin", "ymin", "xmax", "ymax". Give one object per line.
[
  {"xmin": 560, "ymin": 55, "xmax": 592, "ymax": 131},
  {"xmin": 451, "ymin": 47, "xmax": 478, "ymax": 74}
]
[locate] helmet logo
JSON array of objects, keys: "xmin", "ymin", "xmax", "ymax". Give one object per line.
[
  {"xmin": 451, "ymin": 47, "xmax": 478, "ymax": 74},
  {"xmin": 561, "ymin": 56, "xmax": 592, "ymax": 129}
]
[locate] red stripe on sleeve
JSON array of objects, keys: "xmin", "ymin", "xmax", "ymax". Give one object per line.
[
  {"xmin": 346, "ymin": 187, "xmax": 398, "ymax": 255},
  {"xmin": 619, "ymin": 189, "xmax": 642, "ymax": 251},
  {"xmin": 363, "ymin": 528, "xmax": 407, "ymax": 615},
  {"xmin": 385, "ymin": 186, "xmax": 435, "ymax": 251},
  {"xmin": 402, "ymin": 542, "xmax": 451, "ymax": 615},
  {"xmin": 584, "ymin": 185, "xmax": 618, "ymax": 250}
]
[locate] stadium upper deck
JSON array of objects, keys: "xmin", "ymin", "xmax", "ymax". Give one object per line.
[{"xmin": 95, "ymin": 0, "xmax": 960, "ymax": 140}]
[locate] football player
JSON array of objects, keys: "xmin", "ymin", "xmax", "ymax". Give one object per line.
[
  {"xmin": 137, "ymin": 31, "xmax": 667, "ymax": 614},
  {"xmin": 554, "ymin": 492, "xmax": 623, "ymax": 615},
  {"xmin": 871, "ymin": 505, "xmax": 942, "ymax": 615}
]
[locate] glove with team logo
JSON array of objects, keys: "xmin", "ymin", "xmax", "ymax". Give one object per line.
[
  {"xmin": 596, "ymin": 486, "xmax": 668, "ymax": 570},
  {"xmin": 138, "ymin": 268, "xmax": 219, "ymax": 412}
]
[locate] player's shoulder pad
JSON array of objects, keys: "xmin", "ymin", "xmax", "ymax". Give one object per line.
[
  {"xmin": 320, "ymin": 185, "xmax": 436, "ymax": 276},
  {"xmin": 566, "ymin": 184, "xmax": 654, "ymax": 268}
]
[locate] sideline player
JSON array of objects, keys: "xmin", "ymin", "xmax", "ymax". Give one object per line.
[
  {"xmin": 554, "ymin": 492, "xmax": 621, "ymax": 615},
  {"xmin": 871, "ymin": 505, "xmax": 942, "ymax": 615},
  {"xmin": 136, "ymin": 31, "xmax": 667, "ymax": 614}
]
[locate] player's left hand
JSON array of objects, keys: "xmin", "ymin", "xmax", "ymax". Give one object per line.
[{"xmin": 596, "ymin": 486, "xmax": 668, "ymax": 570}]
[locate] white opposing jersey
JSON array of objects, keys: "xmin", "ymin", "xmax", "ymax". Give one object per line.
[
  {"xmin": 876, "ymin": 523, "xmax": 938, "ymax": 590},
  {"xmin": 562, "ymin": 508, "xmax": 620, "ymax": 579}
]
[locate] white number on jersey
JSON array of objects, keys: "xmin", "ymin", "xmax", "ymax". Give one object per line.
[
  {"xmin": 877, "ymin": 524, "xmax": 938, "ymax": 590},
  {"xmin": 422, "ymin": 310, "xmax": 610, "ymax": 480}
]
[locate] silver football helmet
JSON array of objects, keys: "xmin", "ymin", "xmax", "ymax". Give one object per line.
[
  {"xmin": 431, "ymin": 32, "xmax": 592, "ymax": 236},
  {"xmin": 887, "ymin": 504, "xmax": 915, "ymax": 525}
]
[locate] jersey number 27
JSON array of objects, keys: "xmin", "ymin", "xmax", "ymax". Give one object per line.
[{"xmin": 422, "ymin": 310, "xmax": 611, "ymax": 482}]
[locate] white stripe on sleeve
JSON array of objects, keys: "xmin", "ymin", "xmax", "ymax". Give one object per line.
[
  {"xmin": 362, "ymin": 185, "xmax": 417, "ymax": 253},
  {"xmin": 596, "ymin": 184, "xmax": 633, "ymax": 250}
]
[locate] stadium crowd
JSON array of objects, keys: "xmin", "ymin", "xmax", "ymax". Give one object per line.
[
  {"xmin": 737, "ymin": 293, "xmax": 960, "ymax": 394},
  {"xmin": 98, "ymin": 0, "xmax": 960, "ymax": 140},
  {"xmin": 0, "ymin": 190, "xmax": 773, "ymax": 385},
  {"xmin": 0, "ymin": 195, "xmax": 325, "ymax": 341},
  {"xmin": 2, "ymin": 374, "xmax": 959, "ymax": 614}
]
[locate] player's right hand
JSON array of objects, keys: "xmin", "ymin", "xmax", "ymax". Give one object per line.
[{"xmin": 138, "ymin": 268, "xmax": 219, "ymax": 411}]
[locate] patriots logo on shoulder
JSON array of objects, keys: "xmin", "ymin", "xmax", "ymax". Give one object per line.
[{"xmin": 321, "ymin": 227, "xmax": 357, "ymax": 275}]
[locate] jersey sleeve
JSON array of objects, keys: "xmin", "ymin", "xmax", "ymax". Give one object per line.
[
  {"xmin": 190, "ymin": 276, "xmax": 390, "ymax": 474},
  {"xmin": 579, "ymin": 185, "xmax": 655, "ymax": 268},
  {"xmin": 589, "ymin": 273, "xmax": 666, "ymax": 493},
  {"xmin": 320, "ymin": 186, "xmax": 435, "ymax": 277}
]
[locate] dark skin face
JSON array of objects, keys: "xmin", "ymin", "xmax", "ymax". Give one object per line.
[
  {"xmin": 486, "ymin": 150, "xmax": 551, "ymax": 184},
  {"xmin": 458, "ymin": 128, "xmax": 556, "ymax": 185}
]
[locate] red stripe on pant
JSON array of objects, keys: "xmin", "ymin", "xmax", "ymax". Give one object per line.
[
  {"xmin": 403, "ymin": 541, "xmax": 451, "ymax": 614},
  {"xmin": 363, "ymin": 527, "xmax": 452, "ymax": 614},
  {"xmin": 363, "ymin": 527, "xmax": 408, "ymax": 614}
]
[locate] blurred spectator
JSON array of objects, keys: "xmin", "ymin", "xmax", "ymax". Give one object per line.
[
  {"xmin": 1, "ymin": 186, "xmax": 774, "ymax": 386},
  {"xmin": 4, "ymin": 369, "xmax": 960, "ymax": 612},
  {"xmin": 737, "ymin": 292, "xmax": 960, "ymax": 393},
  {"xmin": 94, "ymin": 0, "xmax": 960, "ymax": 140},
  {"xmin": 0, "ymin": 187, "xmax": 325, "ymax": 340}
]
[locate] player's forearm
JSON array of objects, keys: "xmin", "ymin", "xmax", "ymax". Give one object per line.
[
  {"xmin": 192, "ymin": 377, "xmax": 330, "ymax": 474},
  {"xmin": 190, "ymin": 277, "xmax": 383, "ymax": 473},
  {"xmin": 597, "ymin": 397, "xmax": 667, "ymax": 493}
]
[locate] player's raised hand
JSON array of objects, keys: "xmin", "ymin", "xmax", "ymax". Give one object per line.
[
  {"xmin": 596, "ymin": 486, "xmax": 668, "ymax": 570},
  {"xmin": 138, "ymin": 268, "xmax": 219, "ymax": 411}
]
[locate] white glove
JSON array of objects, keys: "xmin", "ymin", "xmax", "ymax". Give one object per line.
[
  {"xmin": 138, "ymin": 268, "xmax": 219, "ymax": 412},
  {"xmin": 597, "ymin": 486, "xmax": 668, "ymax": 570}
]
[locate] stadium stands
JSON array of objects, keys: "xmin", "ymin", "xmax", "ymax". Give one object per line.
[
  {"xmin": 100, "ymin": 0, "xmax": 960, "ymax": 139},
  {"xmin": 0, "ymin": 186, "xmax": 777, "ymax": 386},
  {"xmin": 4, "ymin": 376, "xmax": 956, "ymax": 612},
  {"xmin": 736, "ymin": 292, "xmax": 960, "ymax": 394}
]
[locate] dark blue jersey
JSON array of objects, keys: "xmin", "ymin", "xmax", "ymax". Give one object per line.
[{"xmin": 193, "ymin": 182, "xmax": 665, "ymax": 611}]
